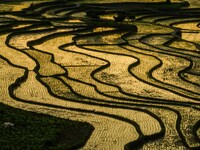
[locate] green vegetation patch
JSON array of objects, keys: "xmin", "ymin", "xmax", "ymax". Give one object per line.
[{"xmin": 0, "ymin": 103, "xmax": 94, "ymax": 150}]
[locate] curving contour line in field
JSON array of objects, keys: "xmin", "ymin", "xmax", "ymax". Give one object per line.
[{"xmin": 0, "ymin": 0, "xmax": 200, "ymax": 149}]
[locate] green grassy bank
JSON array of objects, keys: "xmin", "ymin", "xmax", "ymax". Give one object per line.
[{"xmin": 0, "ymin": 103, "xmax": 94, "ymax": 150}]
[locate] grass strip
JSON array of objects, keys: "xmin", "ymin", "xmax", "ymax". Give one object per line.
[{"xmin": 0, "ymin": 102, "xmax": 94, "ymax": 150}]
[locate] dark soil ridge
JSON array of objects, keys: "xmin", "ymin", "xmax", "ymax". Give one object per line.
[{"xmin": 82, "ymin": 1, "xmax": 190, "ymax": 10}]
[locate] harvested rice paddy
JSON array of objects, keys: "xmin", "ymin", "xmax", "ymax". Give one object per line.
[{"xmin": 0, "ymin": 0, "xmax": 200, "ymax": 149}]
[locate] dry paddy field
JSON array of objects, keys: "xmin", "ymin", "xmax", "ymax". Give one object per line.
[{"xmin": 0, "ymin": 0, "xmax": 200, "ymax": 149}]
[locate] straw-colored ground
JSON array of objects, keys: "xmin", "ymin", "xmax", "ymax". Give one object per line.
[{"xmin": 0, "ymin": 0, "xmax": 200, "ymax": 149}]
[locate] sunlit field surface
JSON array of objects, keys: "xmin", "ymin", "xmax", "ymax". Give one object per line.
[{"xmin": 0, "ymin": 0, "xmax": 200, "ymax": 149}]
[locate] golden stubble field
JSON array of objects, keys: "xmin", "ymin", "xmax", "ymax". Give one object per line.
[{"xmin": 0, "ymin": 0, "xmax": 200, "ymax": 149}]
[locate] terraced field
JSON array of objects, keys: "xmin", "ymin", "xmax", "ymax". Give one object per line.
[{"xmin": 0, "ymin": 0, "xmax": 200, "ymax": 149}]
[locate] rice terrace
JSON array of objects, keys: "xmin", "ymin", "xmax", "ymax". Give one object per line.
[{"xmin": 0, "ymin": 0, "xmax": 200, "ymax": 149}]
